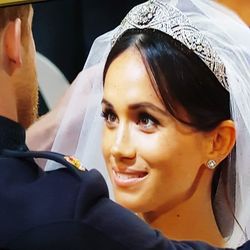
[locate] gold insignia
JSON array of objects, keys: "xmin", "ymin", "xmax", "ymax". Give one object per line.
[{"xmin": 64, "ymin": 156, "xmax": 85, "ymax": 171}]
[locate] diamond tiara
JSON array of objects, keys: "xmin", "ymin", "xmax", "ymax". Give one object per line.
[{"xmin": 112, "ymin": 0, "xmax": 228, "ymax": 90}]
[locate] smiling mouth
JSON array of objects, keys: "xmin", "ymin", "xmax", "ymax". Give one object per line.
[{"xmin": 112, "ymin": 169, "xmax": 148, "ymax": 187}]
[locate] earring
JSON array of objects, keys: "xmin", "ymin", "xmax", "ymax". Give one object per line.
[{"xmin": 206, "ymin": 160, "xmax": 217, "ymax": 169}]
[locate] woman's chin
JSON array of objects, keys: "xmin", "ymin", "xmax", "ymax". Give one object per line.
[{"xmin": 113, "ymin": 190, "xmax": 147, "ymax": 213}]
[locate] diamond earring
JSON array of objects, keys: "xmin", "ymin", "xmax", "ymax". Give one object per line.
[{"xmin": 206, "ymin": 160, "xmax": 217, "ymax": 169}]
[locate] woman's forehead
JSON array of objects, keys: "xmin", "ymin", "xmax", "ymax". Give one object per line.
[{"xmin": 103, "ymin": 48, "xmax": 165, "ymax": 110}]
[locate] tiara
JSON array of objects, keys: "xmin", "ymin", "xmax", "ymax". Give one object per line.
[{"xmin": 112, "ymin": 0, "xmax": 228, "ymax": 90}]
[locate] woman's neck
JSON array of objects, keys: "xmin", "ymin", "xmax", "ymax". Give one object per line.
[{"xmin": 140, "ymin": 182, "xmax": 225, "ymax": 247}]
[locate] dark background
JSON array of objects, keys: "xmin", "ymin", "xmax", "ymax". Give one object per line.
[
  {"xmin": 32, "ymin": 0, "xmax": 144, "ymax": 114},
  {"xmin": 32, "ymin": 0, "xmax": 144, "ymax": 82}
]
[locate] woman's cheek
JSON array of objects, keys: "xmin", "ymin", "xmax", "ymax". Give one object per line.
[{"xmin": 135, "ymin": 131, "xmax": 174, "ymax": 163}]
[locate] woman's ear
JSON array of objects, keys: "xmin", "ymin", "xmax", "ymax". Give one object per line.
[
  {"xmin": 206, "ymin": 120, "xmax": 236, "ymax": 165},
  {"xmin": 3, "ymin": 18, "xmax": 22, "ymax": 75}
]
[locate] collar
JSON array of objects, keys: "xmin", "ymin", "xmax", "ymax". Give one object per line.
[{"xmin": 0, "ymin": 116, "xmax": 26, "ymax": 151}]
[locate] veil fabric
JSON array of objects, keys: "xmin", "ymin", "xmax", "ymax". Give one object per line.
[
  {"xmin": 44, "ymin": 0, "xmax": 250, "ymax": 247},
  {"xmin": 45, "ymin": 29, "xmax": 117, "ymax": 196}
]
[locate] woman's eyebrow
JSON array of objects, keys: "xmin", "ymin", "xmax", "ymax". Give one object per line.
[
  {"xmin": 102, "ymin": 100, "xmax": 168, "ymax": 117},
  {"xmin": 128, "ymin": 102, "xmax": 167, "ymax": 116},
  {"xmin": 101, "ymin": 99, "xmax": 113, "ymax": 108}
]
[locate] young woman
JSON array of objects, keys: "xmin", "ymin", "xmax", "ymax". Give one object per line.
[
  {"xmin": 101, "ymin": 28, "xmax": 235, "ymax": 247},
  {"xmin": 27, "ymin": 0, "xmax": 250, "ymax": 248}
]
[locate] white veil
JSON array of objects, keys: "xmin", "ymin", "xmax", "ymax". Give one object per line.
[
  {"xmin": 44, "ymin": 29, "xmax": 117, "ymax": 195},
  {"xmin": 44, "ymin": 0, "xmax": 250, "ymax": 247}
]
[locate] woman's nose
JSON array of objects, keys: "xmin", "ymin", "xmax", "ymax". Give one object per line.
[{"xmin": 110, "ymin": 123, "xmax": 136, "ymax": 159}]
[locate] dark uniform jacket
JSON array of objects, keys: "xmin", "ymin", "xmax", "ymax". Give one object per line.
[{"xmin": 0, "ymin": 116, "xmax": 249, "ymax": 250}]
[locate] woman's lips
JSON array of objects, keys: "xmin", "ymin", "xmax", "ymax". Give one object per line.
[{"xmin": 112, "ymin": 169, "xmax": 148, "ymax": 187}]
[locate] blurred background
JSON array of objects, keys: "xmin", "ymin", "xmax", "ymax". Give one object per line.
[
  {"xmin": 32, "ymin": 0, "xmax": 250, "ymax": 115},
  {"xmin": 218, "ymin": 0, "xmax": 250, "ymax": 25}
]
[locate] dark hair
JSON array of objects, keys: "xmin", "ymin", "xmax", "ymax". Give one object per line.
[{"xmin": 103, "ymin": 28, "xmax": 236, "ymax": 238}]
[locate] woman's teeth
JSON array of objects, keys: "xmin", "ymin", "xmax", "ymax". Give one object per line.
[{"xmin": 116, "ymin": 172, "xmax": 146, "ymax": 179}]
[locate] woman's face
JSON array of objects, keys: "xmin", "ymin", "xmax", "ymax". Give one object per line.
[{"xmin": 102, "ymin": 48, "xmax": 209, "ymax": 215}]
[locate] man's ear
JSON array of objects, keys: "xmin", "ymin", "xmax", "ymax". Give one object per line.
[
  {"xmin": 206, "ymin": 120, "xmax": 236, "ymax": 165},
  {"xmin": 3, "ymin": 18, "xmax": 22, "ymax": 75}
]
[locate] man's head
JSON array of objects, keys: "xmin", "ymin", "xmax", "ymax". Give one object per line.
[{"xmin": 0, "ymin": 4, "xmax": 38, "ymax": 128}]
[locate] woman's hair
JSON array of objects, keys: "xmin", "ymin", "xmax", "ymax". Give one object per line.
[{"xmin": 103, "ymin": 28, "xmax": 236, "ymax": 238}]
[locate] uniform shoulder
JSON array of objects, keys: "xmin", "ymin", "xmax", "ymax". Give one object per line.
[{"xmin": 0, "ymin": 148, "xmax": 86, "ymax": 179}]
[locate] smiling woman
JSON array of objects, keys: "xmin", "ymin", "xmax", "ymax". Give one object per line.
[
  {"xmin": 29, "ymin": 0, "xmax": 250, "ymax": 248},
  {"xmin": 101, "ymin": 30, "xmax": 234, "ymax": 247}
]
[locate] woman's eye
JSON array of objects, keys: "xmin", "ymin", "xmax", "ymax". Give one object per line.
[
  {"xmin": 137, "ymin": 113, "xmax": 159, "ymax": 132},
  {"xmin": 101, "ymin": 110, "xmax": 118, "ymax": 128}
]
